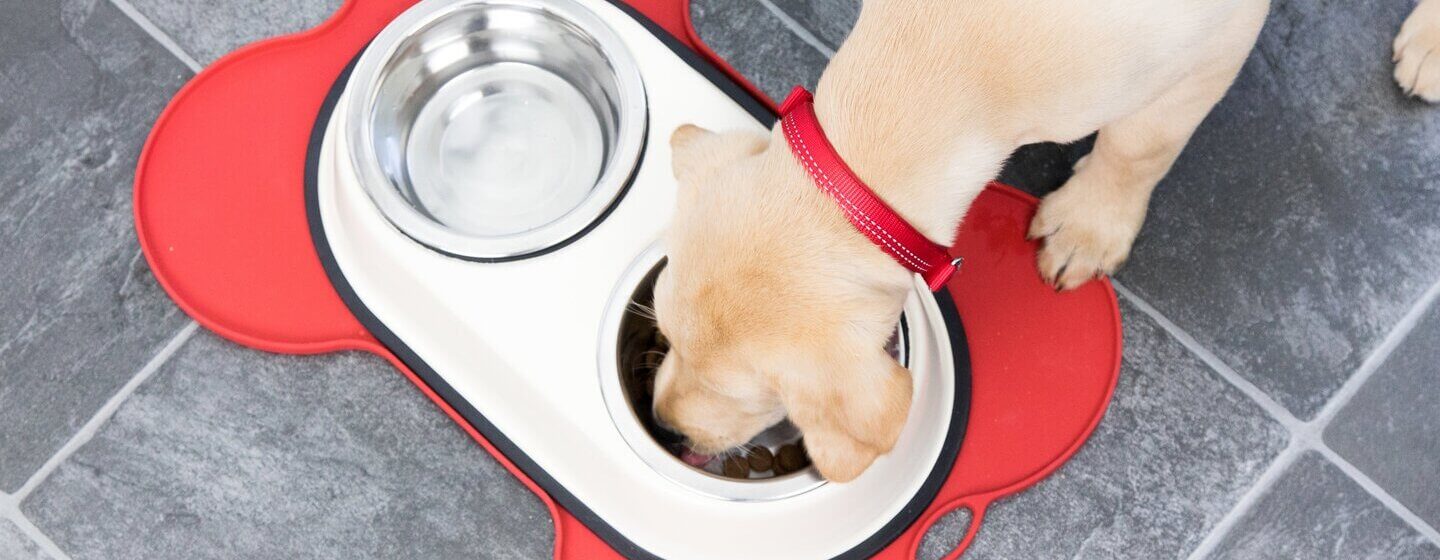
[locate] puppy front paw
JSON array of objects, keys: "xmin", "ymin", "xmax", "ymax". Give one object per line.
[
  {"xmin": 1395, "ymin": 1, "xmax": 1440, "ymax": 102},
  {"xmin": 1027, "ymin": 178, "xmax": 1142, "ymax": 291}
]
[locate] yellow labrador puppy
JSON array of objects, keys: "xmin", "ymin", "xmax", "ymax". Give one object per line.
[{"xmin": 652, "ymin": 0, "xmax": 1440, "ymax": 482}]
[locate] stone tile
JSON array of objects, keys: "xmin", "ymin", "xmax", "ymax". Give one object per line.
[
  {"xmin": 22, "ymin": 333, "xmax": 553, "ymax": 560},
  {"xmin": 126, "ymin": 0, "xmax": 342, "ymax": 65},
  {"xmin": 917, "ymin": 508, "xmax": 971, "ymax": 560},
  {"xmin": 922, "ymin": 299, "xmax": 1289, "ymax": 559},
  {"xmin": 690, "ymin": 0, "xmax": 831, "ymax": 101},
  {"xmin": 1116, "ymin": 0, "xmax": 1440, "ymax": 419},
  {"xmin": 0, "ymin": 517, "xmax": 52, "ymax": 560},
  {"xmin": 767, "ymin": 0, "xmax": 858, "ymax": 51},
  {"xmin": 1211, "ymin": 452, "xmax": 1440, "ymax": 560},
  {"xmin": 1326, "ymin": 301, "xmax": 1440, "ymax": 529},
  {"xmin": 0, "ymin": 0, "xmax": 192, "ymax": 492}
]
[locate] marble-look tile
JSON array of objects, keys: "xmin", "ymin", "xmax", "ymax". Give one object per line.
[
  {"xmin": 767, "ymin": 0, "xmax": 858, "ymax": 51},
  {"xmin": 0, "ymin": 517, "xmax": 52, "ymax": 560},
  {"xmin": 690, "ymin": 0, "xmax": 831, "ymax": 101},
  {"xmin": 923, "ymin": 299, "xmax": 1288, "ymax": 559},
  {"xmin": 917, "ymin": 508, "xmax": 971, "ymax": 560},
  {"xmin": 1326, "ymin": 300, "xmax": 1440, "ymax": 529},
  {"xmin": 22, "ymin": 333, "xmax": 553, "ymax": 560},
  {"xmin": 126, "ymin": 0, "xmax": 343, "ymax": 65},
  {"xmin": 0, "ymin": 0, "xmax": 192, "ymax": 492},
  {"xmin": 1210, "ymin": 452, "xmax": 1440, "ymax": 560},
  {"xmin": 1116, "ymin": 0, "xmax": 1440, "ymax": 419}
]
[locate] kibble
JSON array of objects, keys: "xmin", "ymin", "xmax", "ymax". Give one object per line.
[
  {"xmin": 722, "ymin": 455, "xmax": 750, "ymax": 478},
  {"xmin": 746, "ymin": 446, "xmax": 774, "ymax": 472},
  {"xmin": 776, "ymin": 444, "xmax": 806, "ymax": 473}
]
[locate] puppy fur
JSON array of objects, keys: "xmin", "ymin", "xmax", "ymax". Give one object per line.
[
  {"xmin": 652, "ymin": 0, "xmax": 1439, "ymax": 482},
  {"xmin": 1397, "ymin": 0, "xmax": 1440, "ymax": 102}
]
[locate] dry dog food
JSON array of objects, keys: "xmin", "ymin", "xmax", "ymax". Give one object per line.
[
  {"xmin": 722, "ymin": 455, "xmax": 750, "ymax": 478},
  {"xmin": 776, "ymin": 443, "xmax": 807, "ymax": 474},
  {"xmin": 746, "ymin": 446, "xmax": 774, "ymax": 472},
  {"xmin": 619, "ymin": 271, "xmax": 813, "ymax": 481}
]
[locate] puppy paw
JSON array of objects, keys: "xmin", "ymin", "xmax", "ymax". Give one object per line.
[
  {"xmin": 1028, "ymin": 177, "xmax": 1142, "ymax": 291},
  {"xmin": 1395, "ymin": 2, "xmax": 1440, "ymax": 102}
]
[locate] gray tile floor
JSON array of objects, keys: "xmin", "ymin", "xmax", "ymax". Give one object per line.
[{"xmin": 0, "ymin": 0, "xmax": 1436, "ymax": 558}]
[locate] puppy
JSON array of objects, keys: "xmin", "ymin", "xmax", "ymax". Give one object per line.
[{"xmin": 652, "ymin": 0, "xmax": 1440, "ymax": 482}]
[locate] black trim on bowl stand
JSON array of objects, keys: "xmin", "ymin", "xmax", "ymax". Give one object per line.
[{"xmin": 304, "ymin": 4, "xmax": 971, "ymax": 558}]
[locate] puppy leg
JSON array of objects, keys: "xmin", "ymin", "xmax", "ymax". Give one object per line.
[
  {"xmin": 1030, "ymin": 70, "xmax": 1232, "ymax": 288},
  {"xmin": 1396, "ymin": 0, "xmax": 1440, "ymax": 102},
  {"xmin": 1031, "ymin": 36, "xmax": 1262, "ymax": 289}
]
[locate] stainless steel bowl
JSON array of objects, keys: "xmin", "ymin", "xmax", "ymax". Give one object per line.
[
  {"xmin": 346, "ymin": 0, "xmax": 646, "ymax": 259},
  {"xmin": 598, "ymin": 244, "xmax": 913, "ymax": 502}
]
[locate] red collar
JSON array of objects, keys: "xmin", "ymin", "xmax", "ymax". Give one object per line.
[{"xmin": 778, "ymin": 87, "xmax": 960, "ymax": 291}]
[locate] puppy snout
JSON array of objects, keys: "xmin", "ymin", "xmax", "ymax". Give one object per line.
[{"xmin": 651, "ymin": 405, "xmax": 682, "ymax": 435}]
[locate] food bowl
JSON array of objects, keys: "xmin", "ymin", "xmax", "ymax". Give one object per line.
[
  {"xmin": 346, "ymin": 0, "xmax": 646, "ymax": 259},
  {"xmin": 601, "ymin": 245, "xmax": 918, "ymax": 501}
]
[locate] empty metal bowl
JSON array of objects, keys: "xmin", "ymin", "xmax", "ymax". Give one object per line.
[{"xmin": 346, "ymin": 0, "xmax": 646, "ymax": 259}]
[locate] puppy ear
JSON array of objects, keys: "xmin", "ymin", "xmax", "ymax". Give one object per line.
[
  {"xmin": 780, "ymin": 349, "xmax": 912, "ymax": 482},
  {"xmin": 669, "ymin": 125, "xmax": 768, "ymax": 185},
  {"xmin": 670, "ymin": 124, "xmax": 713, "ymax": 152},
  {"xmin": 670, "ymin": 124, "xmax": 715, "ymax": 182}
]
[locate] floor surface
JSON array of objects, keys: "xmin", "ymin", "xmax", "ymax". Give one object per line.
[{"xmin": 1, "ymin": 0, "xmax": 1437, "ymax": 558}]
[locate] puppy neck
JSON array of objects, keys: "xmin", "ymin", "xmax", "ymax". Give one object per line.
[{"xmin": 786, "ymin": 27, "xmax": 1012, "ymax": 246}]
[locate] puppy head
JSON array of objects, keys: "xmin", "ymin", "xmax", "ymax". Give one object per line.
[
  {"xmin": 651, "ymin": 124, "xmax": 913, "ymax": 482},
  {"xmin": 649, "ymin": 331, "xmax": 785, "ymax": 455}
]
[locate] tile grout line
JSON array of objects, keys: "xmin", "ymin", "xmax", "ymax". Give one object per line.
[
  {"xmin": 755, "ymin": 0, "xmax": 838, "ymax": 59},
  {"xmin": 1182, "ymin": 443, "xmax": 1303, "ymax": 560},
  {"xmin": 1114, "ymin": 281, "xmax": 1303, "ymax": 559},
  {"xmin": 2, "ymin": 491, "xmax": 71, "ymax": 559},
  {"xmin": 1111, "ymin": 281, "xmax": 1303, "ymax": 429},
  {"xmin": 1297, "ymin": 275, "xmax": 1440, "ymax": 548},
  {"xmin": 1316, "ymin": 443, "xmax": 1440, "ymax": 545},
  {"xmin": 31, "ymin": 6, "xmax": 196, "ymax": 560},
  {"xmin": 12, "ymin": 322, "xmax": 199, "ymax": 502},
  {"xmin": 2, "ymin": 502, "xmax": 73, "ymax": 560},
  {"xmin": 1116, "ymin": 278, "xmax": 1440, "ymax": 554},
  {"xmin": 1309, "ymin": 275, "xmax": 1440, "ymax": 429},
  {"xmin": 107, "ymin": 0, "xmax": 203, "ymax": 72}
]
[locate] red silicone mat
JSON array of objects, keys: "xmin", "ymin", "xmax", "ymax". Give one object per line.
[{"xmin": 133, "ymin": 1, "xmax": 1122, "ymax": 557}]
